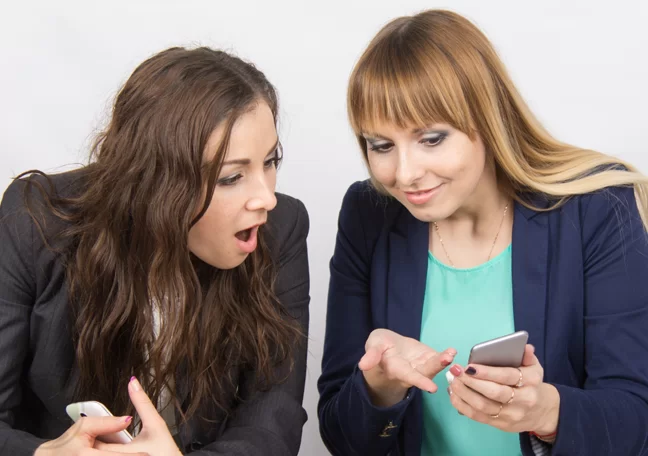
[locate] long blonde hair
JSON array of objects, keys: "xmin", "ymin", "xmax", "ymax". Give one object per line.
[{"xmin": 348, "ymin": 9, "xmax": 648, "ymax": 227}]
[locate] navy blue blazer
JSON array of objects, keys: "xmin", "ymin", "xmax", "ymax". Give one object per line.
[{"xmin": 318, "ymin": 180, "xmax": 648, "ymax": 456}]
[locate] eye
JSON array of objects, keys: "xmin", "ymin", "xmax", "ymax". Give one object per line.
[
  {"xmin": 264, "ymin": 156, "xmax": 279, "ymax": 169},
  {"xmin": 264, "ymin": 145, "xmax": 283, "ymax": 169},
  {"xmin": 217, "ymin": 173, "xmax": 242, "ymax": 186},
  {"xmin": 368, "ymin": 142, "xmax": 394, "ymax": 153},
  {"xmin": 420, "ymin": 133, "xmax": 447, "ymax": 147}
]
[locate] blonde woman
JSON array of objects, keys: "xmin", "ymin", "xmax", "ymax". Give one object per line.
[{"xmin": 318, "ymin": 10, "xmax": 648, "ymax": 456}]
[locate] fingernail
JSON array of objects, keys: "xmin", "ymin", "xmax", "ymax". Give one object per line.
[
  {"xmin": 465, "ymin": 367, "xmax": 477, "ymax": 375},
  {"xmin": 441, "ymin": 359, "xmax": 451, "ymax": 367},
  {"xmin": 458, "ymin": 411, "xmax": 464, "ymax": 416},
  {"xmin": 450, "ymin": 365, "xmax": 462, "ymax": 376},
  {"xmin": 125, "ymin": 416, "xmax": 132, "ymax": 423},
  {"xmin": 446, "ymin": 387, "xmax": 452, "ymax": 395},
  {"xmin": 129, "ymin": 376, "xmax": 141, "ymax": 392}
]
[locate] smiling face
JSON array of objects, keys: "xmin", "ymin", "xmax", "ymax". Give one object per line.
[
  {"xmin": 364, "ymin": 122, "xmax": 489, "ymax": 222},
  {"xmin": 188, "ymin": 101, "xmax": 280, "ymax": 269}
]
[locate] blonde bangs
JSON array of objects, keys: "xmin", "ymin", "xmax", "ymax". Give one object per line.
[{"xmin": 347, "ymin": 22, "xmax": 474, "ymax": 138}]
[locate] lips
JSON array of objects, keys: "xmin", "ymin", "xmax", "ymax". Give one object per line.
[
  {"xmin": 403, "ymin": 184, "xmax": 443, "ymax": 205},
  {"xmin": 234, "ymin": 223, "xmax": 264, "ymax": 254}
]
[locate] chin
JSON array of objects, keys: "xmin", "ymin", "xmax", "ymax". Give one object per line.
[
  {"xmin": 218, "ymin": 254, "xmax": 249, "ymax": 270},
  {"xmin": 197, "ymin": 251, "xmax": 249, "ymax": 270},
  {"xmin": 407, "ymin": 204, "xmax": 453, "ymax": 223}
]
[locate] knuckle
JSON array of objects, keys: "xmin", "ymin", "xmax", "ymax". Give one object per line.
[
  {"xmin": 476, "ymin": 396, "xmax": 490, "ymax": 412},
  {"xmin": 472, "ymin": 398, "xmax": 486, "ymax": 411},
  {"xmin": 510, "ymin": 409, "xmax": 525, "ymax": 422}
]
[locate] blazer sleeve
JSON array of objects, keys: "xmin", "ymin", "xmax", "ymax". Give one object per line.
[
  {"xmin": 550, "ymin": 186, "xmax": 648, "ymax": 455},
  {"xmin": 0, "ymin": 180, "xmax": 48, "ymax": 454},
  {"xmin": 317, "ymin": 182, "xmax": 414, "ymax": 456},
  {"xmin": 192, "ymin": 197, "xmax": 310, "ymax": 456}
]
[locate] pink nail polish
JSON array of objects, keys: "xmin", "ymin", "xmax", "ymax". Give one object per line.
[
  {"xmin": 129, "ymin": 376, "xmax": 141, "ymax": 392},
  {"xmin": 450, "ymin": 365, "xmax": 462, "ymax": 376},
  {"xmin": 441, "ymin": 359, "xmax": 451, "ymax": 367},
  {"xmin": 130, "ymin": 376, "xmax": 136, "ymax": 383},
  {"xmin": 125, "ymin": 416, "xmax": 132, "ymax": 423}
]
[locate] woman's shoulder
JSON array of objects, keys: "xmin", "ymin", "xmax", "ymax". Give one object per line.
[
  {"xmin": 267, "ymin": 192, "xmax": 310, "ymax": 254},
  {"xmin": 338, "ymin": 179, "xmax": 406, "ymax": 234},
  {"xmin": 1, "ymin": 168, "xmax": 86, "ymax": 212},
  {"xmin": 523, "ymin": 185, "xmax": 644, "ymax": 248}
]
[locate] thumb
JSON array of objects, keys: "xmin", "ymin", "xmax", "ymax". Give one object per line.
[
  {"xmin": 358, "ymin": 345, "xmax": 385, "ymax": 371},
  {"xmin": 521, "ymin": 344, "xmax": 537, "ymax": 366},
  {"xmin": 128, "ymin": 376, "xmax": 163, "ymax": 428},
  {"xmin": 75, "ymin": 415, "xmax": 132, "ymax": 438}
]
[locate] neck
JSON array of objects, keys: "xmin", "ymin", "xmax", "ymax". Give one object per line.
[{"xmin": 442, "ymin": 164, "xmax": 510, "ymax": 239}]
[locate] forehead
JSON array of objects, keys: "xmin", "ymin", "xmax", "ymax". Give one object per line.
[{"xmin": 204, "ymin": 102, "xmax": 277, "ymax": 162}]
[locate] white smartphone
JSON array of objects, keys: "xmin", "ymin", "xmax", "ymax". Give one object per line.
[
  {"xmin": 66, "ymin": 401, "xmax": 134, "ymax": 444},
  {"xmin": 467, "ymin": 330, "xmax": 529, "ymax": 368}
]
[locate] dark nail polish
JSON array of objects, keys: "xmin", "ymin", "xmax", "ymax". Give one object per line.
[
  {"xmin": 465, "ymin": 367, "xmax": 477, "ymax": 375},
  {"xmin": 446, "ymin": 387, "xmax": 451, "ymax": 395}
]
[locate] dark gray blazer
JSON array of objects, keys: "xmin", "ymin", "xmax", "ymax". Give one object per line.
[{"xmin": 0, "ymin": 171, "xmax": 310, "ymax": 455}]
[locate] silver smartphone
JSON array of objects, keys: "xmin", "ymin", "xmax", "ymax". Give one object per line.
[
  {"xmin": 467, "ymin": 330, "xmax": 529, "ymax": 368},
  {"xmin": 66, "ymin": 401, "xmax": 133, "ymax": 444}
]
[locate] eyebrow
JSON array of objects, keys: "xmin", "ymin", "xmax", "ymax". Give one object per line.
[{"xmin": 220, "ymin": 138, "xmax": 279, "ymax": 167}]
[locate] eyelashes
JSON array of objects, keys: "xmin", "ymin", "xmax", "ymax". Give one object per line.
[
  {"xmin": 367, "ymin": 132, "xmax": 448, "ymax": 153},
  {"xmin": 217, "ymin": 174, "xmax": 242, "ymax": 186},
  {"xmin": 217, "ymin": 148, "xmax": 282, "ymax": 187},
  {"xmin": 264, "ymin": 146, "xmax": 283, "ymax": 169}
]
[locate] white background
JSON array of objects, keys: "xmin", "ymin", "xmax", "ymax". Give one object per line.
[{"xmin": 1, "ymin": 1, "xmax": 647, "ymax": 455}]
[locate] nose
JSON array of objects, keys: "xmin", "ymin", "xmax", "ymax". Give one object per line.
[
  {"xmin": 395, "ymin": 148, "xmax": 424, "ymax": 187},
  {"xmin": 245, "ymin": 175, "xmax": 277, "ymax": 212}
]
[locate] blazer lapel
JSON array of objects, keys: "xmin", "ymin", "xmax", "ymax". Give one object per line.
[
  {"xmin": 512, "ymin": 202, "xmax": 549, "ymax": 366},
  {"xmin": 386, "ymin": 209, "xmax": 429, "ymax": 340}
]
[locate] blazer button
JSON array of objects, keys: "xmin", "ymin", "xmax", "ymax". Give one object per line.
[{"xmin": 379, "ymin": 421, "xmax": 398, "ymax": 437}]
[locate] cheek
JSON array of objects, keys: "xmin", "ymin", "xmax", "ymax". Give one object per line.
[
  {"xmin": 188, "ymin": 196, "xmax": 236, "ymax": 255},
  {"xmin": 442, "ymin": 145, "xmax": 486, "ymax": 185},
  {"xmin": 368, "ymin": 155, "xmax": 395, "ymax": 186}
]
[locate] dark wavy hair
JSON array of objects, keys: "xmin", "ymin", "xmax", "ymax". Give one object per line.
[{"xmin": 18, "ymin": 46, "xmax": 300, "ymax": 427}]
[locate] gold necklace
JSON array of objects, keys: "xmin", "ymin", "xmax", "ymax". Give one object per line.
[{"xmin": 433, "ymin": 203, "xmax": 509, "ymax": 267}]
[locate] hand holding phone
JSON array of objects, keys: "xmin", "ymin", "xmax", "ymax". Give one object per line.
[
  {"xmin": 446, "ymin": 331, "xmax": 528, "ymax": 384},
  {"xmin": 66, "ymin": 401, "xmax": 133, "ymax": 444},
  {"xmin": 35, "ymin": 406, "xmax": 140, "ymax": 456}
]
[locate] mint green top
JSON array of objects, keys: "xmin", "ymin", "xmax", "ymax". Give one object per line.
[{"xmin": 420, "ymin": 246, "xmax": 521, "ymax": 455}]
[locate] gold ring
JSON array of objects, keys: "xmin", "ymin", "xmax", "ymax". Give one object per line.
[
  {"xmin": 490, "ymin": 404, "xmax": 503, "ymax": 419},
  {"xmin": 515, "ymin": 368, "xmax": 524, "ymax": 388},
  {"xmin": 506, "ymin": 388, "xmax": 515, "ymax": 404}
]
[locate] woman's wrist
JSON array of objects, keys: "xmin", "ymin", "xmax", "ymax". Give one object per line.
[
  {"xmin": 362, "ymin": 369, "xmax": 408, "ymax": 407},
  {"xmin": 530, "ymin": 383, "xmax": 560, "ymax": 443}
]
